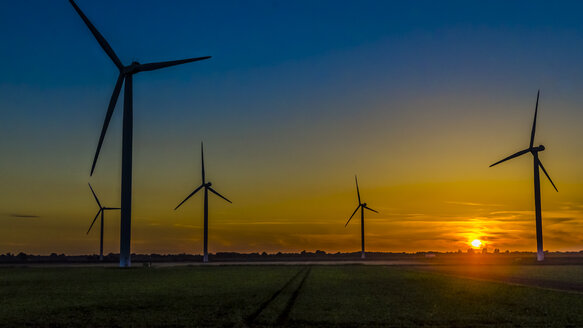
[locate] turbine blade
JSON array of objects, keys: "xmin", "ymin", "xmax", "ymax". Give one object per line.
[
  {"xmin": 530, "ymin": 90, "xmax": 540, "ymax": 148},
  {"xmin": 87, "ymin": 209, "xmax": 102, "ymax": 234},
  {"xmin": 90, "ymin": 73, "xmax": 124, "ymax": 176},
  {"xmin": 136, "ymin": 56, "xmax": 211, "ymax": 73},
  {"xmin": 201, "ymin": 142, "xmax": 205, "ymax": 184},
  {"xmin": 174, "ymin": 185, "xmax": 204, "ymax": 210},
  {"xmin": 489, "ymin": 148, "xmax": 530, "ymax": 167},
  {"xmin": 364, "ymin": 206, "xmax": 378, "ymax": 213},
  {"xmin": 69, "ymin": 0, "xmax": 123, "ymax": 70},
  {"xmin": 538, "ymin": 160, "xmax": 558, "ymax": 192},
  {"xmin": 88, "ymin": 183, "xmax": 102, "ymax": 208},
  {"xmin": 355, "ymin": 175, "xmax": 361, "ymax": 204},
  {"xmin": 104, "ymin": 207, "xmax": 121, "ymax": 210},
  {"xmin": 208, "ymin": 187, "xmax": 232, "ymax": 203},
  {"xmin": 345, "ymin": 205, "xmax": 361, "ymax": 227}
]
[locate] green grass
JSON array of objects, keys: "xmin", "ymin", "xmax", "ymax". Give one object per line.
[
  {"xmin": 292, "ymin": 266, "xmax": 583, "ymax": 327},
  {"xmin": 0, "ymin": 265, "xmax": 299, "ymax": 327},
  {"xmin": 416, "ymin": 264, "xmax": 583, "ymax": 291},
  {"xmin": 1, "ymin": 265, "xmax": 583, "ymax": 327},
  {"xmin": 432, "ymin": 264, "xmax": 583, "ymax": 283}
]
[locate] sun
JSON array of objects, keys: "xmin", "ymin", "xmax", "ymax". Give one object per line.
[{"xmin": 471, "ymin": 239, "xmax": 482, "ymax": 248}]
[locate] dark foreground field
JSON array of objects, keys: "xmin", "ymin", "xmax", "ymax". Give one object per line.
[{"xmin": 1, "ymin": 264, "xmax": 583, "ymax": 327}]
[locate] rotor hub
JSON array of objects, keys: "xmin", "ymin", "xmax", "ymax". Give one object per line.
[
  {"xmin": 532, "ymin": 145, "xmax": 545, "ymax": 152},
  {"xmin": 124, "ymin": 61, "xmax": 141, "ymax": 74}
]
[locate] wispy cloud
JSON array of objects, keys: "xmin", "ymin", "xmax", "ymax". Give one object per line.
[
  {"xmin": 8, "ymin": 213, "xmax": 40, "ymax": 218},
  {"xmin": 446, "ymin": 201, "xmax": 502, "ymax": 207},
  {"xmin": 173, "ymin": 223, "xmax": 199, "ymax": 230}
]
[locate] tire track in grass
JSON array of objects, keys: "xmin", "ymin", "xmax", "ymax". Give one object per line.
[
  {"xmin": 275, "ymin": 266, "xmax": 311, "ymax": 325},
  {"xmin": 245, "ymin": 267, "xmax": 307, "ymax": 325}
]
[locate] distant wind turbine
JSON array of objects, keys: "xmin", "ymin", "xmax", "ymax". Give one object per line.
[
  {"xmin": 175, "ymin": 143, "xmax": 232, "ymax": 263},
  {"xmin": 490, "ymin": 90, "xmax": 558, "ymax": 262},
  {"xmin": 345, "ymin": 176, "xmax": 378, "ymax": 259},
  {"xmin": 87, "ymin": 183, "xmax": 120, "ymax": 262},
  {"xmin": 69, "ymin": 0, "xmax": 211, "ymax": 267}
]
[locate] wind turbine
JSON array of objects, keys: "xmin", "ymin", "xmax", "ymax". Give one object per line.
[
  {"xmin": 69, "ymin": 0, "xmax": 211, "ymax": 267},
  {"xmin": 174, "ymin": 143, "xmax": 232, "ymax": 263},
  {"xmin": 87, "ymin": 183, "xmax": 120, "ymax": 261},
  {"xmin": 345, "ymin": 175, "xmax": 378, "ymax": 259},
  {"xmin": 490, "ymin": 90, "xmax": 558, "ymax": 262}
]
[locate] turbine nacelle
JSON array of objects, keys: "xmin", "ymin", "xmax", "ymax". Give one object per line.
[
  {"xmin": 205, "ymin": 182, "xmax": 212, "ymax": 187},
  {"xmin": 123, "ymin": 61, "xmax": 141, "ymax": 74},
  {"xmin": 531, "ymin": 145, "xmax": 545, "ymax": 153}
]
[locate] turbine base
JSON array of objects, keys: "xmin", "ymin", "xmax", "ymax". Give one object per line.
[{"xmin": 119, "ymin": 256, "xmax": 131, "ymax": 268}]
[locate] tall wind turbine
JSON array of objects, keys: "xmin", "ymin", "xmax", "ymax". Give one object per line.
[
  {"xmin": 175, "ymin": 143, "xmax": 232, "ymax": 263},
  {"xmin": 345, "ymin": 176, "xmax": 378, "ymax": 259},
  {"xmin": 87, "ymin": 183, "xmax": 120, "ymax": 261},
  {"xmin": 490, "ymin": 90, "xmax": 558, "ymax": 261},
  {"xmin": 69, "ymin": 0, "xmax": 211, "ymax": 267}
]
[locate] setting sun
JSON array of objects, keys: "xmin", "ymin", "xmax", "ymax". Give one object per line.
[{"xmin": 471, "ymin": 239, "xmax": 482, "ymax": 248}]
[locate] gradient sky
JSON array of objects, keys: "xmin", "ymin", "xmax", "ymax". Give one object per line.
[{"xmin": 1, "ymin": 1, "xmax": 583, "ymax": 255}]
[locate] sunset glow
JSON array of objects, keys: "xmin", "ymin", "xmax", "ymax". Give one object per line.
[{"xmin": 471, "ymin": 240, "xmax": 482, "ymax": 248}]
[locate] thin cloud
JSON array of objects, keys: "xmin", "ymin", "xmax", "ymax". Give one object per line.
[
  {"xmin": 173, "ymin": 223, "xmax": 199, "ymax": 229},
  {"xmin": 545, "ymin": 217, "xmax": 577, "ymax": 224},
  {"xmin": 8, "ymin": 213, "xmax": 40, "ymax": 218},
  {"xmin": 446, "ymin": 201, "xmax": 502, "ymax": 207}
]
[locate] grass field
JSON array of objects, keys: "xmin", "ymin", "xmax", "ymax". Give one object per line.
[
  {"xmin": 417, "ymin": 264, "xmax": 583, "ymax": 292},
  {"xmin": 1, "ymin": 264, "xmax": 583, "ymax": 327}
]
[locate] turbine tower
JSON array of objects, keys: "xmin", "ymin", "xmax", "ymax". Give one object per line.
[
  {"xmin": 490, "ymin": 90, "xmax": 558, "ymax": 261},
  {"xmin": 175, "ymin": 143, "xmax": 232, "ymax": 263},
  {"xmin": 87, "ymin": 183, "xmax": 120, "ymax": 261},
  {"xmin": 69, "ymin": 0, "xmax": 211, "ymax": 267},
  {"xmin": 345, "ymin": 175, "xmax": 378, "ymax": 259}
]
